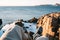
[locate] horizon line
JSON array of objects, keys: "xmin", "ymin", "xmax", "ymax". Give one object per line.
[{"xmin": 0, "ymin": 4, "xmax": 57, "ymax": 6}]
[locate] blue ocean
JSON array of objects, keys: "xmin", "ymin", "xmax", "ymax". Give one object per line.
[{"xmin": 0, "ymin": 5, "xmax": 60, "ymax": 25}]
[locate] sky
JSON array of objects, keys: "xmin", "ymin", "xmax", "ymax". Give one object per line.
[{"xmin": 0, "ymin": 0, "xmax": 60, "ymax": 6}]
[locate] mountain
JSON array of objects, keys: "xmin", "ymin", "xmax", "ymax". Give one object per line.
[{"xmin": 56, "ymin": 3, "xmax": 60, "ymax": 6}]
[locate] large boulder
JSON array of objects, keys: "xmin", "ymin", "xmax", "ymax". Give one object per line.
[
  {"xmin": 0, "ymin": 23, "xmax": 28, "ymax": 40},
  {"xmin": 37, "ymin": 12, "xmax": 60, "ymax": 40}
]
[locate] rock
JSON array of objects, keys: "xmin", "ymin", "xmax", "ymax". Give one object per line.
[
  {"xmin": 0, "ymin": 19, "xmax": 2, "ymax": 26},
  {"xmin": 28, "ymin": 17, "xmax": 38, "ymax": 23},
  {"xmin": 37, "ymin": 12, "xmax": 60, "ymax": 39},
  {"xmin": 18, "ymin": 19, "xmax": 23, "ymax": 22},
  {"xmin": 56, "ymin": 3, "xmax": 60, "ymax": 6},
  {"xmin": 23, "ymin": 27, "xmax": 29, "ymax": 29},
  {"xmin": 15, "ymin": 21, "xmax": 24, "ymax": 27},
  {"xmin": 29, "ymin": 31, "xmax": 34, "ymax": 39},
  {"xmin": 36, "ymin": 36, "xmax": 49, "ymax": 40},
  {"xmin": 23, "ymin": 21, "xmax": 28, "ymax": 23},
  {"xmin": 20, "ymin": 19, "xmax": 23, "ymax": 22},
  {"xmin": 1, "ymin": 24, "xmax": 28, "ymax": 40},
  {"xmin": 0, "ymin": 19, "xmax": 2, "ymax": 30},
  {"xmin": 37, "ymin": 27, "xmax": 43, "ymax": 35}
]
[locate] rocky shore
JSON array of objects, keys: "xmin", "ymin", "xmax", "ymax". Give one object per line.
[{"xmin": 0, "ymin": 12, "xmax": 60, "ymax": 40}]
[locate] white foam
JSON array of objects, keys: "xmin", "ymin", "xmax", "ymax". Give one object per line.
[{"xmin": 23, "ymin": 22, "xmax": 36, "ymax": 33}]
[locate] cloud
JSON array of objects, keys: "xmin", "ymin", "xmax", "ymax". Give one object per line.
[{"xmin": 0, "ymin": 0, "xmax": 60, "ymax": 6}]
